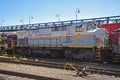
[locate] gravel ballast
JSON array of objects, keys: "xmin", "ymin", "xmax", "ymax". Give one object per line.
[{"xmin": 0, "ymin": 62, "xmax": 120, "ymax": 80}]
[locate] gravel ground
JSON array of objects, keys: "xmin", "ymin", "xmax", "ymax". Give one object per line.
[
  {"xmin": 0, "ymin": 74, "xmax": 33, "ymax": 80},
  {"xmin": 0, "ymin": 62, "xmax": 120, "ymax": 80}
]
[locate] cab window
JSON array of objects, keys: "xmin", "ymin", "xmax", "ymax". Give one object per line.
[{"xmin": 76, "ymin": 25, "xmax": 84, "ymax": 32}]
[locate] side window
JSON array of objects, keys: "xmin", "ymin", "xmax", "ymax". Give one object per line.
[
  {"xmin": 86, "ymin": 24, "xmax": 92, "ymax": 30},
  {"xmin": 94, "ymin": 21, "xmax": 100, "ymax": 28},
  {"xmin": 86, "ymin": 22, "xmax": 100, "ymax": 31},
  {"xmin": 52, "ymin": 27, "xmax": 60, "ymax": 31},
  {"xmin": 76, "ymin": 25, "xmax": 84, "ymax": 32},
  {"xmin": 86, "ymin": 22, "xmax": 93, "ymax": 30}
]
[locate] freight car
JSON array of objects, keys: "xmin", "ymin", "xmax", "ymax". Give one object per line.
[
  {"xmin": 100, "ymin": 23, "xmax": 120, "ymax": 62},
  {"xmin": 12, "ymin": 21, "xmax": 113, "ymax": 62}
]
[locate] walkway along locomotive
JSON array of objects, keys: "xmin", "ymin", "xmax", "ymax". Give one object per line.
[{"xmin": 0, "ymin": 16, "xmax": 120, "ymax": 63}]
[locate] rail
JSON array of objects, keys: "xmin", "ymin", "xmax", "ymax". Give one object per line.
[
  {"xmin": 0, "ymin": 70, "xmax": 60, "ymax": 80},
  {"xmin": 0, "ymin": 57, "xmax": 120, "ymax": 76}
]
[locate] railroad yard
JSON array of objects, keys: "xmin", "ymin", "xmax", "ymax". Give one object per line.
[
  {"xmin": 0, "ymin": 18, "xmax": 120, "ymax": 79},
  {"xmin": 0, "ymin": 15, "xmax": 120, "ymax": 79},
  {"xmin": 0, "ymin": 57, "xmax": 120, "ymax": 80},
  {"xmin": 0, "ymin": 1, "xmax": 120, "ymax": 80}
]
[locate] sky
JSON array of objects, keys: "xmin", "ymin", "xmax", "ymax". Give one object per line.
[{"xmin": 0, "ymin": 0, "xmax": 120, "ymax": 26}]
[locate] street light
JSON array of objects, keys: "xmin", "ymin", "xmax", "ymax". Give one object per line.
[
  {"xmin": 56, "ymin": 14, "xmax": 61, "ymax": 27},
  {"xmin": 1, "ymin": 20, "xmax": 5, "ymax": 27},
  {"xmin": 20, "ymin": 19, "xmax": 24, "ymax": 25},
  {"xmin": 29, "ymin": 16, "xmax": 33, "ymax": 24},
  {"xmin": 20, "ymin": 19, "xmax": 24, "ymax": 30},
  {"xmin": 76, "ymin": 8, "xmax": 80, "ymax": 21},
  {"xmin": 56, "ymin": 14, "xmax": 60, "ymax": 22},
  {"xmin": 29, "ymin": 16, "xmax": 33, "ymax": 29}
]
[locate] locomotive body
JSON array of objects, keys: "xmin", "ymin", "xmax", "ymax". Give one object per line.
[{"xmin": 17, "ymin": 22, "xmax": 108, "ymax": 47}]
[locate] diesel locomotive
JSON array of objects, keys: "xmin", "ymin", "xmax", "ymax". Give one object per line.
[
  {"xmin": 0, "ymin": 16, "xmax": 120, "ymax": 63},
  {"xmin": 3, "ymin": 21, "xmax": 111, "ymax": 62}
]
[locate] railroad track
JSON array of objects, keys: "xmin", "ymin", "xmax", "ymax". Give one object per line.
[
  {"xmin": 0, "ymin": 56, "xmax": 120, "ymax": 77},
  {"xmin": 0, "ymin": 70, "xmax": 60, "ymax": 80}
]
